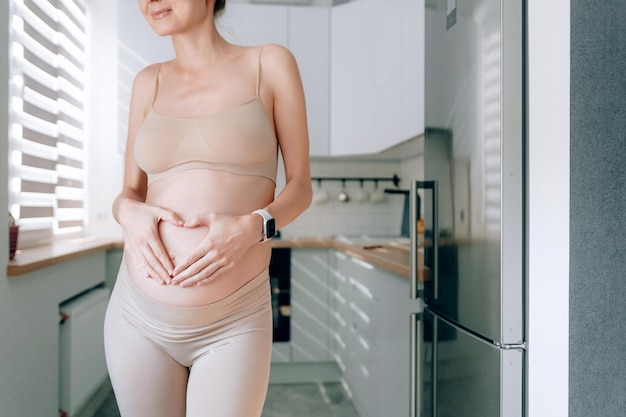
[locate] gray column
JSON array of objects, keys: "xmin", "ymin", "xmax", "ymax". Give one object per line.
[{"xmin": 570, "ymin": 1, "xmax": 626, "ymax": 416}]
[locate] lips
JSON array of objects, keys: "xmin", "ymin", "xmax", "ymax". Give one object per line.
[{"xmin": 151, "ymin": 8, "xmax": 172, "ymax": 20}]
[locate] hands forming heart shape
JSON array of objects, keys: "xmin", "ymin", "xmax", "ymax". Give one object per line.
[{"xmin": 119, "ymin": 200, "xmax": 261, "ymax": 287}]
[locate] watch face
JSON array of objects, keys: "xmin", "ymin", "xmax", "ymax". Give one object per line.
[{"xmin": 267, "ymin": 218, "xmax": 276, "ymax": 239}]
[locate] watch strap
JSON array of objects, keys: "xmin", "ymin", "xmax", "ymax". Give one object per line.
[{"xmin": 252, "ymin": 209, "xmax": 274, "ymax": 242}]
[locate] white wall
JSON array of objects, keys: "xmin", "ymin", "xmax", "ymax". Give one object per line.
[
  {"xmin": 281, "ymin": 158, "xmax": 406, "ymax": 238},
  {"xmin": 85, "ymin": 0, "xmax": 124, "ymax": 238},
  {"xmin": 527, "ymin": 0, "xmax": 570, "ymax": 415}
]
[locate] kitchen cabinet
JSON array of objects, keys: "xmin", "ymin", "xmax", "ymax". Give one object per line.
[
  {"xmin": 220, "ymin": 1, "xmax": 424, "ymax": 157},
  {"xmin": 289, "ymin": 248, "xmax": 332, "ymax": 362},
  {"xmin": 330, "ymin": 0, "xmax": 424, "ymax": 156},
  {"xmin": 288, "ymin": 7, "xmax": 331, "ymax": 156},
  {"xmin": 329, "ymin": 249, "xmax": 417, "ymax": 417},
  {"xmin": 329, "ymin": 0, "xmax": 377, "ymax": 156},
  {"xmin": 329, "ymin": 250, "xmax": 356, "ymax": 391},
  {"xmin": 269, "ymin": 248, "xmax": 332, "ymax": 364}
]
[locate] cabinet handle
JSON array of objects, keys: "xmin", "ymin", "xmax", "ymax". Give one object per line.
[
  {"xmin": 350, "ymin": 257, "xmax": 374, "ymax": 270},
  {"xmin": 411, "ymin": 180, "xmax": 439, "ymax": 300},
  {"xmin": 409, "ymin": 181, "xmax": 419, "ymax": 300},
  {"xmin": 432, "ymin": 315, "xmax": 439, "ymax": 417},
  {"xmin": 410, "ymin": 313, "xmax": 423, "ymax": 417}
]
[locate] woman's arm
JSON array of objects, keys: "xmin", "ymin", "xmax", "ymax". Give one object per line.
[
  {"xmin": 113, "ymin": 65, "xmax": 184, "ymax": 284},
  {"xmin": 262, "ymin": 43, "xmax": 313, "ymax": 229}
]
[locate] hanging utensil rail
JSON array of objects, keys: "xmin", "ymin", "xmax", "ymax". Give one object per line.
[{"xmin": 311, "ymin": 174, "xmax": 400, "ymax": 187}]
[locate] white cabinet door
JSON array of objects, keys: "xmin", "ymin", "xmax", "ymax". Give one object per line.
[
  {"xmin": 398, "ymin": 0, "xmax": 425, "ymax": 145},
  {"xmin": 330, "ymin": 0, "xmax": 378, "ymax": 156},
  {"xmin": 290, "ymin": 249, "xmax": 332, "ymax": 362},
  {"xmin": 332, "ymin": 251, "xmax": 418, "ymax": 417},
  {"xmin": 331, "ymin": 0, "xmax": 424, "ymax": 156},
  {"xmin": 360, "ymin": 261, "xmax": 417, "ymax": 417},
  {"xmin": 374, "ymin": 0, "xmax": 406, "ymax": 152},
  {"xmin": 218, "ymin": 3, "xmax": 289, "ymax": 46},
  {"xmin": 329, "ymin": 251, "xmax": 355, "ymax": 388},
  {"xmin": 345, "ymin": 256, "xmax": 380, "ymax": 417},
  {"xmin": 289, "ymin": 7, "xmax": 331, "ymax": 156},
  {"xmin": 271, "ymin": 342, "xmax": 292, "ymax": 363},
  {"xmin": 374, "ymin": 0, "xmax": 425, "ymax": 151}
]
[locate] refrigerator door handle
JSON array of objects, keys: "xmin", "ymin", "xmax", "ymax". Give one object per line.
[
  {"xmin": 431, "ymin": 313, "xmax": 439, "ymax": 417},
  {"xmin": 410, "ymin": 313, "xmax": 423, "ymax": 417},
  {"xmin": 411, "ymin": 180, "xmax": 439, "ymax": 300}
]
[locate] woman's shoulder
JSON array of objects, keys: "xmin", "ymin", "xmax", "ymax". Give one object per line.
[
  {"xmin": 258, "ymin": 43, "xmax": 296, "ymax": 65},
  {"xmin": 256, "ymin": 43, "xmax": 299, "ymax": 80},
  {"xmin": 133, "ymin": 62, "xmax": 163, "ymax": 87},
  {"xmin": 232, "ymin": 42, "xmax": 294, "ymax": 63},
  {"xmin": 128, "ymin": 63, "xmax": 166, "ymax": 112}
]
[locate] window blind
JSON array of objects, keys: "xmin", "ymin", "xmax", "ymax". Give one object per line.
[
  {"xmin": 482, "ymin": 30, "xmax": 501, "ymax": 237},
  {"xmin": 8, "ymin": 0, "xmax": 88, "ymax": 246}
]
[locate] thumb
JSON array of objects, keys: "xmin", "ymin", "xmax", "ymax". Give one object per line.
[
  {"xmin": 183, "ymin": 214, "xmax": 212, "ymax": 228},
  {"xmin": 157, "ymin": 208, "xmax": 185, "ymax": 226}
]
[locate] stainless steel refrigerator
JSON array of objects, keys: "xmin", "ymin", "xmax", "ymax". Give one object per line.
[{"xmin": 409, "ymin": 1, "xmax": 525, "ymax": 416}]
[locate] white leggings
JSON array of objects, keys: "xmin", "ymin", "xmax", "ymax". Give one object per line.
[{"xmin": 104, "ymin": 261, "xmax": 273, "ymax": 417}]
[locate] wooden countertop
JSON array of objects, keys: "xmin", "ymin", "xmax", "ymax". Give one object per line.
[
  {"xmin": 272, "ymin": 236, "xmax": 427, "ymax": 281},
  {"xmin": 6, "ymin": 236, "xmax": 123, "ymax": 276},
  {"xmin": 7, "ymin": 235, "xmax": 426, "ymax": 280}
]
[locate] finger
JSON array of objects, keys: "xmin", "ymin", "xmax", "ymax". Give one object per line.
[
  {"xmin": 177, "ymin": 260, "xmax": 225, "ymax": 288},
  {"xmin": 147, "ymin": 239, "xmax": 174, "ymax": 277},
  {"xmin": 138, "ymin": 260, "xmax": 166, "ymax": 285},
  {"xmin": 141, "ymin": 245, "xmax": 171, "ymax": 284},
  {"xmin": 172, "ymin": 245, "xmax": 211, "ymax": 277},
  {"xmin": 180, "ymin": 215, "xmax": 206, "ymax": 228},
  {"xmin": 157, "ymin": 208, "xmax": 185, "ymax": 226},
  {"xmin": 126, "ymin": 247, "xmax": 155, "ymax": 278},
  {"xmin": 144, "ymin": 271, "xmax": 167, "ymax": 286},
  {"xmin": 171, "ymin": 256, "xmax": 211, "ymax": 284},
  {"xmin": 196, "ymin": 264, "xmax": 231, "ymax": 286}
]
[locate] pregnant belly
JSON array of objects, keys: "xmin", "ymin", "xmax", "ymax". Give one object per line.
[
  {"xmin": 124, "ymin": 170, "xmax": 275, "ymax": 307},
  {"xmin": 125, "ymin": 221, "xmax": 271, "ymax": 307},
  {"xmin": 159, "ymin": 221, "xmax": 209, "ymax": 266}
]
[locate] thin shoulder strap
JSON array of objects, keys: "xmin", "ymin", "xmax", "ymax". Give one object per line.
[
  {"xmin": 152, "ymin": 63, "xmax": 162, "ymax": 105},
  {"xmin": 256, "ymin": 45, "xmax": 264, "ymax": 96}
]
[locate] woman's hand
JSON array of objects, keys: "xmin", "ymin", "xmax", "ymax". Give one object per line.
[
  {"xmin": 170, "ymin": 213, "xmax": 261, "ymax": 287},
  {"xmin": 118, "ymin": 198, "xmax": 184, "ymax": 285}
]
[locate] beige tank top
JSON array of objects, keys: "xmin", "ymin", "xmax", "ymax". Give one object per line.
[{"xmin": 134, "ymin": 47, "xmax": 278, "ymax": 184}]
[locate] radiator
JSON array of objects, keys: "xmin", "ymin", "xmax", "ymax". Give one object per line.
[{"xmin": 59, "ymin": 287, "xmax": 110, "ymax": 417}]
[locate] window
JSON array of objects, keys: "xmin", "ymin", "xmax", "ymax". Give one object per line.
[{"xmin": 8, "ymin": 0, "xmax": 88, "ymax": 247}]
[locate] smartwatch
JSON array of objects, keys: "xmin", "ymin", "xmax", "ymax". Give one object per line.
[{"xmin": 252, "ymin": 209, "xmax": 276, "ymax": 242}]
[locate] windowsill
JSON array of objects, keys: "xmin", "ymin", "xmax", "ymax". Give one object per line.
[{"xmin": 7, "ymin": 235, "xmax": 124, "ymax": 276}]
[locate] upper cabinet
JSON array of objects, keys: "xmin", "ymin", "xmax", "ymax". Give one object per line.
[
  {"xmin": 220, "ymin": 0, "xmax": 424, "ymax": 157},
  {"xmin": 288, "ymin": 7, "xmax": 332, "ymax": 156},
  {"xmin": 332, "ymin": 0, "xmax": 424, "ymax": 156}
]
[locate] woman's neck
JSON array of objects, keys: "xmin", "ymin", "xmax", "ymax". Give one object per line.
[{"xmin": 170, "ymin": 23, "xmax": 231, "ymax": 74}]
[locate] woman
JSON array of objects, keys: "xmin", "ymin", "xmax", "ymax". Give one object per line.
[{"xmin": 103, "ymin": 0, "xmax": 312, "ymax": 416}]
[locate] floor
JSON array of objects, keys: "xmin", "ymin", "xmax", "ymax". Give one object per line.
[{"xmin": 93, "ymin": 382, "xmax": 361, "ymax": 417}]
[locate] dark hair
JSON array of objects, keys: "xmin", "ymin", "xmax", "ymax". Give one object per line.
[{"xmin": 214, "ymin": 0, "xmax": 226, "ymax": 16}]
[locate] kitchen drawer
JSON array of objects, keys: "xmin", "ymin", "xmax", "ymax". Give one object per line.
[
  {"xmin": 290, "ymin": 249, "xmax": 331, "ymax": 362},
  {"xmin": 350, "ymin": 331, "xmax": 382, "ymax": 417},
  {"xmin": 329, "ymin": 249, "xmax": 418, "ymax": 417},
  {"xmin": 291, "ymin": 249, "xmax": 330, "ymax": 301}
]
